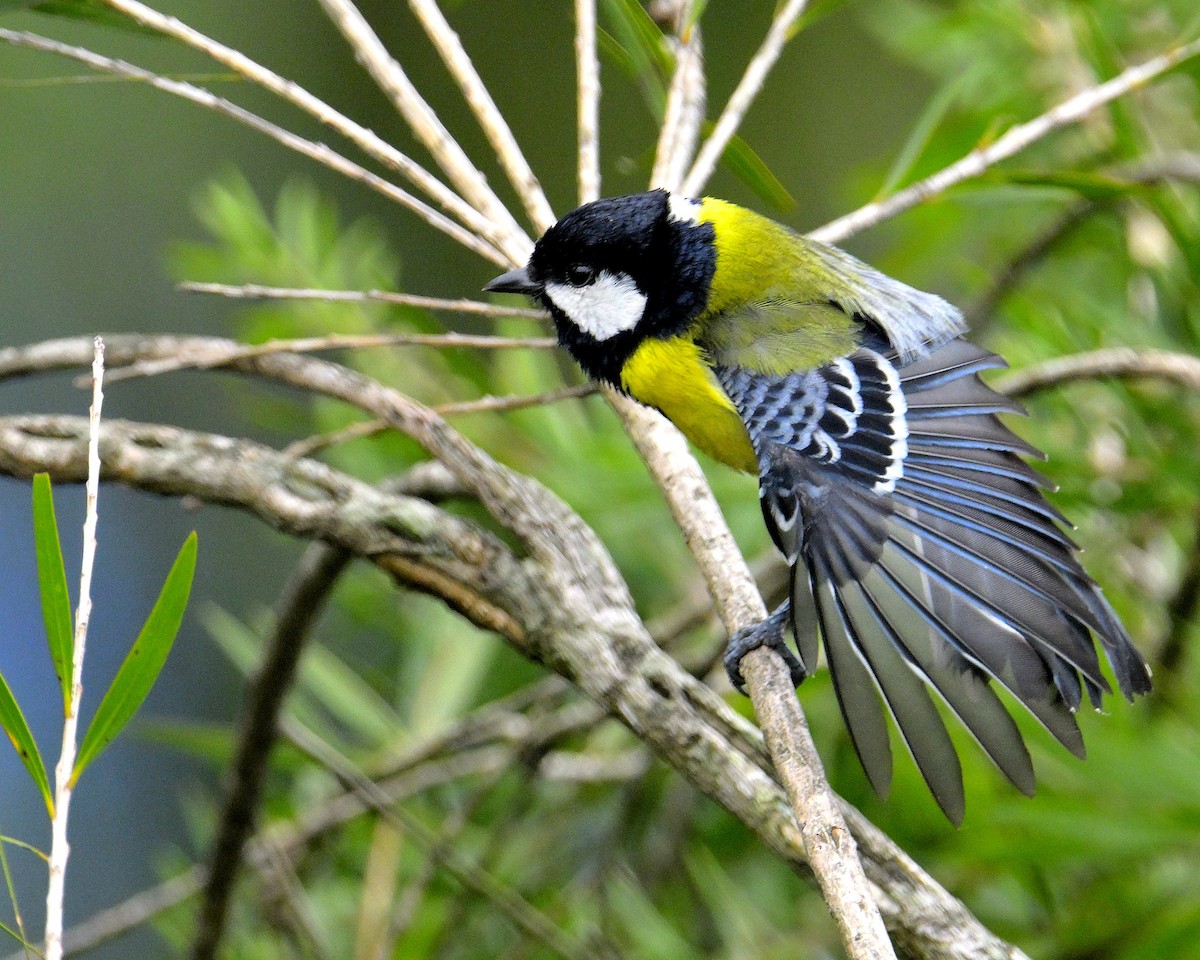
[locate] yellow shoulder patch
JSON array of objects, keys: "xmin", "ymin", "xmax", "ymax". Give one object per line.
[{"xmin": 620, "ymin": 336, "xmax": 757, "ymax": 473}]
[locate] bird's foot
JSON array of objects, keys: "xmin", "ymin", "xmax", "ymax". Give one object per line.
[{"xmin": 723, "ymin": 601, "xmax": 806, "ymax": 694}]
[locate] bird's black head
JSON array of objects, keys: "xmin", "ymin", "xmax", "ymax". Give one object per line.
[{"xmin": 485, "ymin": 190, "xmax": 717, "ymax": 386}]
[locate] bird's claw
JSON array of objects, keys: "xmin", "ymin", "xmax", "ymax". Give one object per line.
[{"xmin": 723, "ymin": 602, "xmax": 807, "ymax": 694}]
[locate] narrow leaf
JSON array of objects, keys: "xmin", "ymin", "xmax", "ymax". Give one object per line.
[
  {"xmin": 0, "ymin": 920, "xmax": 29, "ymax": 950},
  {"xmin": 0, "ymin": 835, "xmax": 33, "ymax": 955},
  {"xmin": 983, "ymin": 169, "xmax": 1143, "ymax": 202},
  {"xmin": 1, "ymin": 0, "xmax": 151, "ymax": 30},
  {"xmin": 876, "ymin": 75, "xmax": 964, "ymax": 198},
  {"xmin": 0, "ymin": 673, "xmax": 53, "ymax": 817},
  {"xmin": 717, "ymin": 132, "xmax": 795, "ymax": 212},
  {"xmin": 72, "ymin": 532, "xmax": 197, "ymax": 784},
  {"xmin": 32, "ymin": 474, "xmax": 74, "ymax": 713}
]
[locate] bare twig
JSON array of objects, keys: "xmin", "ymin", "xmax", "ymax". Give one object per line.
[
  {"xmin": 0, "ymin": 29, "xmax": 507, "ymax": 267},
  {"xmin": 967, "ymin": 152, "xmax": 1200, "ymax": 326},
  {"xmin": 436, "ymin": 383, "xmax": 597, "ymax": 416},
  {"xmin": 95, "ymin": 0, "xmax": 504, "ymax": 249},
  {"xmin": 191, "ymin": 544, "xmax": 352, "ymax": 960},
  {"xmin": 575, "ymin": 0, "xmax": 601, "ymax": 204},
  {"xmin": 965, "ymin": 204, "xmax": 1094, "ymax": 327},
  {"xmin": 44, "ymin": 338, "xmax": 105, "ymax": 960},
  {"xmin": 996, "ymin": 347, "xmax": 1200, "ymax": 398},
  {"xmin": 811, "ymin": 36, "xmax": 1200, "ymax": 245},
  {"xmin": 681, "ymin": 0, "xmax": 810, "ymax": 196},
  {"xmin": 283, "ymin": 384, "xmax": 599, "ymax": 460},
  {"xmin": 179, "ymin": 282, "xmax": 547, "ymax": 319},
  {"xmin": 607, "ymin": 394, "xmax": 896, "ymax": 960},
  {"xmin": 409, "ymin": 0, "xmax": 556, "ymax": 231},
  {"xmin": 99, "ymin": 331, "xmax": 556, "ymax": 386},
  {"xmin": 652, "ymin": 11, "xmax": 706, "ymax": 193},
  {"xmin": 0, "ymin": 337, "xmax": 1035, "ymax": 959},
  {"xmin": 282, "ymin": 420, "xmax": 390, "ymax": 459},
  {"xmin": 285, "ymin": 723, "xmax": 600, "ymax": 960},
  {"xmin": 314, "ymin": 0, "xmax": 532, "ymax": 262}
]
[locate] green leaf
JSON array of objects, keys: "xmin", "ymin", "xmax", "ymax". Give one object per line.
[
  {"xmin": 0, "ymin": 831, "xmax": 42, "ymax": 953},
  {"xmin": 717, "ymin": 132, "xmax": 795, "ymax": 212},
  {"xmin": 0, "ymin": 0, "xmax": 150, "ymax": 30},
  {"xmin": 599, "ymin": 0, "xmax": 669, "ymax": 116},
  {"xmin": 601, "ymin": 0, "xmax": 672, "ymax": 75},
  {"xmin": 32, "ymin": 474, "xmax": 74, "ymax": 714},
  {"xmin": 877, "ymin": 74, "xmax": 965, "ymax": 198},
  {"xmin": 980, "ymin": 169, "xmax": 1143, "ymax": 202},
  {"xmin": 0, "ymin": 673, "xmax": 53, "ymax": 817},
  {"xmin": 204, "ymin": 605, "xmax": 403, "ymax": 747},
  {"xmin": 72, "ymin": 532, "xmax": 197, "ymax": 785}
]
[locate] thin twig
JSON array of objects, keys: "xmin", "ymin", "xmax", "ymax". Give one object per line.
[
  {"xmin": 651, "ymin": 11, "xmax": 706, "ymax": 193},
  {"xmin": 0, "ymin": 29, "xmax": 506, "ymax": 267},
  {"xmin": 575, "ymin": 0, "xmax": 601, "ymax": 204},
  {"xmin": 996, "ymin": 347, "xmax": 1200, "ymax": 398},
  {"xmin": 607, "ymin": 394, "xmax": 896, "ymax": 960},
  {"xmin": 190, "ymin": 544, "xmax": 352, "ymax": 960},
  {"xmin": 435, "ymin": 383, "xmax": 597, "ymax": 416},
  {"xmin": 44, "ymin": 339, "xmax": 105, "ymax": 960},
  {"xmin": 967, "ymin": 152, "xmax": 1200, "ymax": 326},
  {"xmin": 409, "ymin": 0, "xmax": 556, "ymax": 232},
  {"xmin": 811, "ymin": 36, "xmax": 1200, "ymax": 245},
  {"xmin": 315, "ymin": 0, "xmax": 532, "ymax": 263},
  {"xmin": 283, "ymin": 384, "xmax": 599, "ymax": 459},
  {"xmin": 681, "ymin": 0, "xmax": 809, "ymax": 196},
  {"xmin": 97, "ymin": 332, "xmax": 556, "ymax": 387},
  {"xmin": 285, "ymin": 722, "xmax": 601, "ymax": 960},
  {"xmin": 95, "ymin": 0, "xmax": 503, "ymax": 248},
  {"xmin": 965, "ymin": 203, "xmax": 1094, "ymax": 327},
  {"xmin": 179, "ymin": 282, "xmax": 548, "ymax": 319}
]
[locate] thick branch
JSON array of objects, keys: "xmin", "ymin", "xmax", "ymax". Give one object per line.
[
  {"xmin": 996, "ymin": 347, "xmax": 1200, "ymax": 398},
  {"xmin": 0, "ymin": 335, "xmax": 1030, "ymax": 959}
]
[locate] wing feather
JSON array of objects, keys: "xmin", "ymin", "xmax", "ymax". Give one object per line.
[{"xmin": 712, "ymin": 334, "xmax": 1149, "ymax": 815}]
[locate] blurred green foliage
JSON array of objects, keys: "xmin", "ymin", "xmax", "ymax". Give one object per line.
[{"xmin": 6, "ymin": 0, "xmax": 1200, "ymax": 957}]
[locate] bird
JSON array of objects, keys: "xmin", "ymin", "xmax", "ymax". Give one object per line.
[{"xmin": 485, "ymin": 189, "xmax": 1152, "ymax": 824}]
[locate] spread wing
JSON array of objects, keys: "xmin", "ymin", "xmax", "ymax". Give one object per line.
[{"xmin": 713, "ymin": 339, "xmax": 1151, "ymax": 824}]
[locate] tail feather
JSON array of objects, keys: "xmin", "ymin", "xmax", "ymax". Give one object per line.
[{"xmin": 902, "ymin": 465, "xmax": 1074, "ymax": 538}]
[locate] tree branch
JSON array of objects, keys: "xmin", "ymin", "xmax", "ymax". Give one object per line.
[
  {"xmin": 681, "ymin": 0, "xmax": 810, "ymax": 197},
  {"xmin": 95, "ymin": 0, "xmax": 509, "ymax": 253},
  {"xmin": 0, "ymin": 28, "xmax": 506, "ymax": 267},
  {"xmin": 178, "ymin": 282, "xmax": 547, "ymax": 319},
  {"xmin": 811, "ymin": 37, "xmax": 1200, "ymax": 245},
  {"xmin": 408, "ymin": 0, "xmax": 556, "ymax": 232},
  {"xmin": 0, "ymin": 335, "xmax": 1032, "ymax": 959},
  {"xmin": 575, "ymin": 0, "xmax": 602, "ymax": 204},
  {"xmin": 996, "ymin": 347, "xmax": 1200, "ymax": 398},
  {"xmin": 314, "ymin": 0, "xmax": 532, "ymax": 262},
  {"xmin": 190, "ymin": 542, "xmax": 351, "ymax": 960}
]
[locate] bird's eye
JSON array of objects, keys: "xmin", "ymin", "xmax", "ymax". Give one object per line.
[{"xmin": 566, "ymin": 264, "xmax": 597, "ymax": 287}]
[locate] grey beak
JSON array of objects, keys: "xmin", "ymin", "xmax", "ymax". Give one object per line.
[{"xmin": 484, "ymin": 266, "xmax": 541, "ymax": 297}]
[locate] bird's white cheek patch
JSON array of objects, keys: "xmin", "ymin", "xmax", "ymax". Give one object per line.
[{"xmin": 544, "ymin": 272, "xmax": 648, "ymax": 341}]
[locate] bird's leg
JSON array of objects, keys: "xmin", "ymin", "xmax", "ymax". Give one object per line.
[{"xmin": 723, "ymin": 601, "xmax": 807, "ymax": 693}]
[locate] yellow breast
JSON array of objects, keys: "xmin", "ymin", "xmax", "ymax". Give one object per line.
[{"xmin": 620, "ymin": 336, "xmax": 757, "ymax": 473}]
